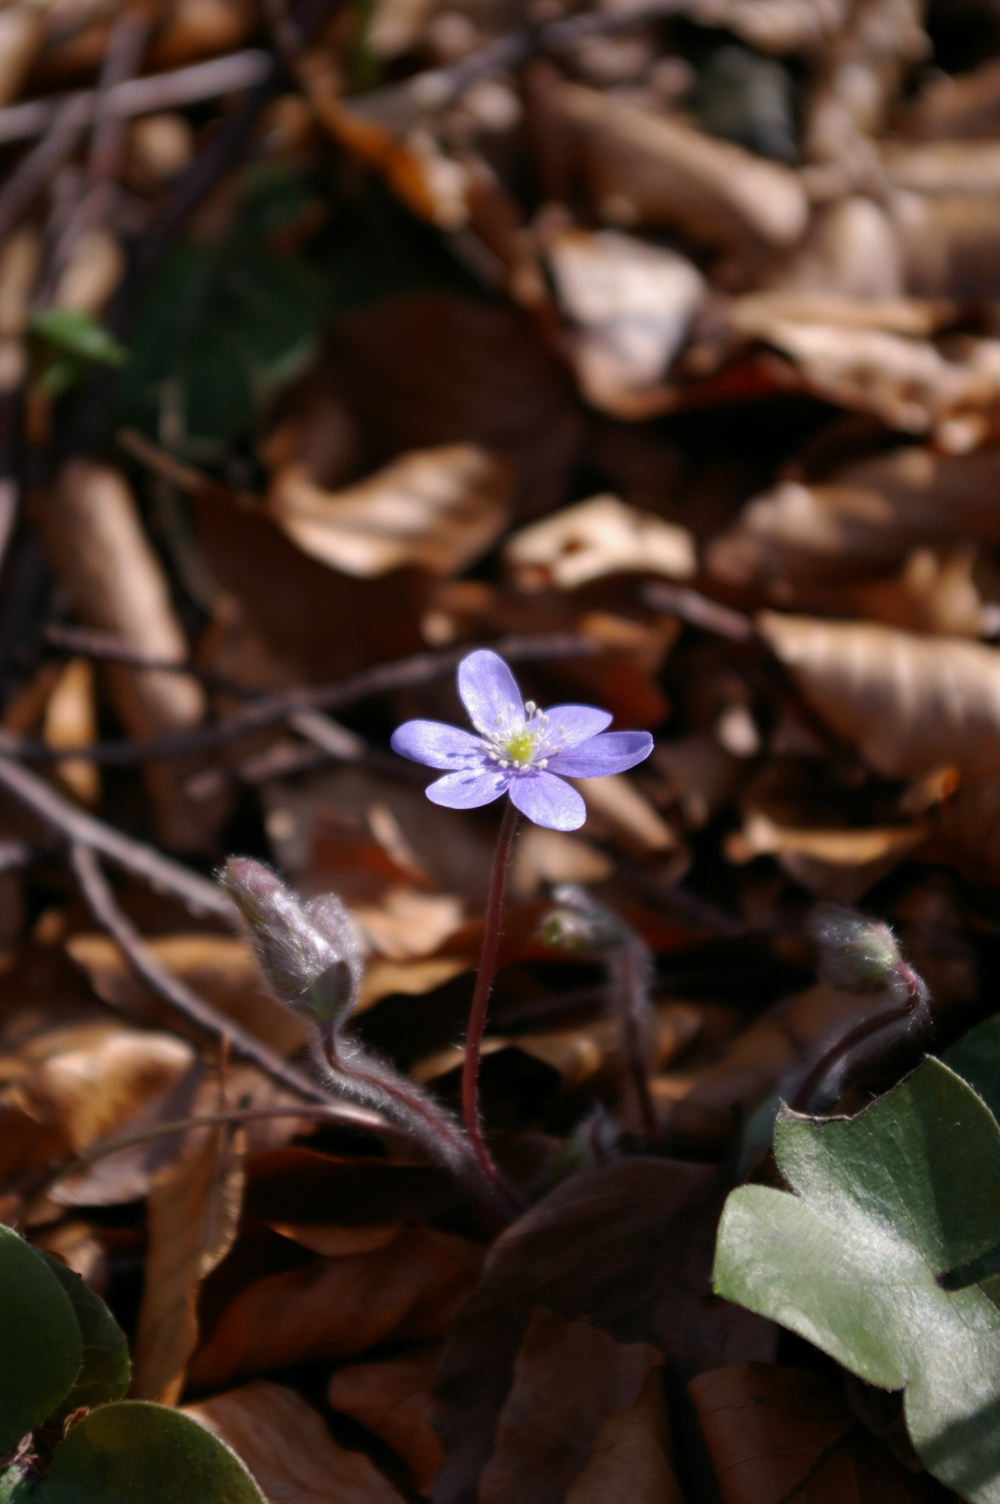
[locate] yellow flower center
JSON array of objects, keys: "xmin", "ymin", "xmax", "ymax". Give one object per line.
[{"xmin": 504, "ymin": 727, "xmax": 538, "ymax": 767}]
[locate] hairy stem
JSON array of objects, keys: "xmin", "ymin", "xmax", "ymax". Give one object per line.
[{"xmin": 462, "ymin": 800, "xmax": 522, "ymax": 1214}]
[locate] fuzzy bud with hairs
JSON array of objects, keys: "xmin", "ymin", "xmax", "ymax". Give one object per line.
[{"xmin": 219, "ymin": 858, "xmax": 363, "ymax": 1031}]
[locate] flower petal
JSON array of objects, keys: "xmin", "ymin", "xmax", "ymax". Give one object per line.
[
  {"xmin": 424, "ymin": 768, "xmax": 510, "ymax": 809},
  {"xmin": 509, "ymin": 771, "xmax": 586, "ymax": 830},
  {"xmin": 545, "ymin": 731, "xmax": 653, "ymax": 778},
  {"xmin": 458, "ymin": 650, "xmax": 525, "ymax": 737},
  {"xmin": 540, "ymin": 704, "xmax": 612, "ymax": 752},
  {"xmin": 391, "ymin": 720, "xmax": 485, "ymax": 770}
]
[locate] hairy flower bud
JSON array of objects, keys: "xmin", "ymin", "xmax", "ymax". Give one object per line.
[
  {"xmin": 219, "ymin": 858, "xmax": 363, "ymax": 1029},
  {"xmin": 810, "ymin": 903, "xmax": 902, "ymax": 994}
]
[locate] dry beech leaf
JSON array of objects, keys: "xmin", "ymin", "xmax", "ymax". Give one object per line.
[
  {"xmin": 189, "ymin": 1223, "xmax": 482, "ymax": 1388},
  {"xmin": 758, "ymin": 612, "xmax": 1000, "ymax": 782},
  {"xmin": 731, "ymin": 810, "xmax": 924, "ymax": 901},
  {"xmin": 433, "ymin": 1160, "xmax": 774, "ymax": 1504},
  {"xmin": 327, "ymin": 1346, "xmax": 444, "ymax": 1493},
  {"xmin": 67, "ymin": 932, "xmax": 310, "ymax": 1059},
  {"xmin": 0, "ymin": 8, "xmax": 42, "ymax": 107},
  {"xmin": 545, "ymin": 229, "xmax": 705, "ymax": 417},
  {"xmin": 556, "ymin": 83, "xmax": 808, "ymax": 251},
  {"xmin": 479, "ymin": 1307, "xmax": 679, "ymax": 1504},
  {"xmin": 689, "ymin": 1363, "xmax": 936, "ymax": 1503},
  {"xmin": 882, "ymin": 140, "xmax": 1000, "ymax": 198},
  {"xmin": 184, "ymin": 1381, "xmax": 406, "ymax": 1504},
  {"xmin": 657, "ymin": 983, "xmax": 901, "ymax": 1153},
  {"xmin": 566, "ymin": 1362, "xmax": 683, "ymax": 1504},
  {"xmin": 729, "ymin": 313, "xmax": 1000, "ymax": 450},
  {"xmin": 6, "ymin": 1022, "xmax": 195, "ymax": 1157},
  {"xmin": 266, "ymin": 444, "xmax": 511, "ymax": 579},
  {"xmin": 131, "ymin": 1119, "xmax": 247, "ymax": 1403},
  {"xmin": 777, "ymin": 197, "xmax": 904, "ymax": 301},
  {"xmin": 504, "ymin": 495, "xmax": 695, "ymax": 593},
  {"xmin": 708, "ymin": 445, "xmax": 1000, "ymax": 587},
  {"xmin": 900, "ymin": 57, "xmax": 1000, "ymax": 141}
]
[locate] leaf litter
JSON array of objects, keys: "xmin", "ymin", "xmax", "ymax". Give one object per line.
[{"xmin": 0, "ymin": 0, "xmax": 997, "ymax": 1500}]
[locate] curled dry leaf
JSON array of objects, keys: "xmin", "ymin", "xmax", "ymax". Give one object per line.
[
  {"xmin": 185, "ymin": 1381, "xmax": 407, "ymax": 1504},
  {"xmin": 556, "ymin": 83, "xmax": 808, "ymax": 252},
  {"xmin": 266, "ymin": 444, "xmax": 511, "ymax": 579},
  {"xmin": 131, "ymin": 1118, "xmax": 247, "ymax": 1404},
  {"xmin": 708, "ymin": 445, "xmax": 1000, "ymax": 587},
  {"xmin": 189, "ymin": 1222, "xmax": 482, "ymax": 1388},
  {"xmin": 545, "ymin": 229, "xmax": 705, "ymax": 417},
  {"xmin": 0, "ymin": 8, "xmax": 42, "ymax": 107},
  {"xmin": 433, "ymin": 1160, "xmax": 774, "ymax": 1504},
  {"xmin": 758, "ymin": 612, "xmax": 1000, "ymax": 782},
  {"xmin": 67, "ymin": 932, "xmax": 310, "ymax": 1059},
  {"xmin": 328, "ymin": 1346, "xmax": 444, "ymax": 1493},
  {"xmin": 479, "ymin": 1307, "xmax": 680, "ymax": 1504},
  {"xmin": 504, "ymin": 495, "xmax": 695, "ymax": 593},
  {"xmin": 689, "ymin": 1363, "xmax": 936, "ymax": 1504},
  {"xmin": 726, "ymin": 308, "xmax": 1000, "ymax": 449}
]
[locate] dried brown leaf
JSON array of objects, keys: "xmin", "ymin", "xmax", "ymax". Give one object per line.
[
  {"xmin": 433, "ymin": 1160, "xmax": 774, "ymax": 1504},
  {"xmin": 758, "ymin": 612, "xmax": 1000, "ymax": 781},
  {"xmin": 557, "ymin": 83, "xmax": 808, "ymax": 251},
  {"xmin": 267, "ymin": 444, "xmax": 510, "ymax": 579},
  {"xmin": 566, "ymin": 1363, "xmax": 683, "ymax": 1504},
  {"xmin": 132, "ymin": 1118, "xmax": 247, "ymax": 1403},
  {"xmin": 545, "ymin": 229, "xmax": 705, "ymax": 417},
  {"xmin": 505, "ymin": 495, "xmax": 695, "ymax": 593},
  {"xmin": 189, "ymin": 1223, "xmax": 482, "ymax": 1388},
  {"xmin": 479, "ymin": 1307, "xmax": 676, "ymax": 1504},
  {"xmin": 328, "ymin": 1346, "xmax": 444, "ymax": 1492},
  {"xmin": 925, "ymin": 777, "xmax": 1000, "ymax": 885},
  {"xmin": 690, "ymin": 1363, "xmax": 940, "ymax": 1503},
  {"xmin": 185, "ymin": 1381, "xmax": 407, "ymax": 1503},
  {"xmin": 708, "ymin": 446, "xmax": 999, "ymax": 588}
]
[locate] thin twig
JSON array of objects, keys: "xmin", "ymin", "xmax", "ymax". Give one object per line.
[
  {"xmin": 68, "ymin": 840, "xmax": 389, "ymax": 1129},
  {"xmin": 0, "ymin": 634, "xmax": 598, "ymax": 767},
  {"xmin": 0, "ymin": 50, "xmax": 273, "ymax": 148},
  {"xmin": 0, "ymin": 95, "xmax": 92, "ymax": 245},
  {"xmin": 0, "ymin": 752, "xmax": 228, "ymax": 916}
]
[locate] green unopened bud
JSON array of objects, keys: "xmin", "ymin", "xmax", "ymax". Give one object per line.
[
  {"xmin": 810, "ymin": 904, "xmax": 902, "ymax": 994},
  {"xmin": 219, "ymin": 858, "xmax": 363, "ymax": 1029},
  {"xmin": 540, "ymin": 884, "xmax": 628, "ymax": 952}
]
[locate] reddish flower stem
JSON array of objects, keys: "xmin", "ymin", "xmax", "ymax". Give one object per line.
[{"xmin": 462, "ymin": 799, "xmax": 523, "ymax": 1214}]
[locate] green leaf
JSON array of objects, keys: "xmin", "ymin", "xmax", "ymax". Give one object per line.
[
  {"xmin": 36, "ymin": 1254, "xmax": 130, "ymax": 1420},
  {"xmin": 0, "ymin": 1227, "xmax": 83, "ymax": 1455},
  {"xmin": 713, "ymin": 1058, "xmax": 1000, "ymax": 1503},
  {"xmin": 945, "ymin": 1015, "xmax": 999, "ymax": 1119},
  {"xmin": 33, "ymin": 1403, "xmax": 266, "ymax": 1504},
  {"xmin": 28, "ymin": 309, "xmax": 127, "ymax": 367}
]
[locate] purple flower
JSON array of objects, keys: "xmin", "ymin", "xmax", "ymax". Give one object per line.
[{"xmin": 390, "ymin": 649, "xmax": 653, "ymax": 831}]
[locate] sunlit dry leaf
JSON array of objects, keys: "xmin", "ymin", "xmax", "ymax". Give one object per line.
[
  {"xmin": 883, "ymin": 140, "xmax": 1000, "ymax": 198},
  {"xmin": 67, "ymin": 933, "xmax": 310, "ymax": 1059},
  {"xmin": 556, "ymin": 83, "xmax": 808, "ymax": 251},
  {"xmin": 733, "ymin": 808, "xmax": 924, "ymax": 900},
  {"xmin": 758, "ymin": 612, "xmax": 1000, "ymax": 781},
  {"xmin": 328, "ymin": 1346, "xmax": 444, "ymax": 1492},
  {"xmin": 545, "ymin": 229, "xmax": 705, "ymax": 417},
  {"xmin": 578, "ymin": 773, "xmax": 678, "ymax": 859},
  {"xmin": 894, "ymin": 189, "xmax": 1000, "ymax": 303},
  {"xmin": 52, "ymin": 226, "xmax": 125, "ymax": 318},
  {"xmin": 776, "ymin": 196, "xmax": 904, "ymax": 300},
  {"xmin": 726, "ymin": 309, "xmax": 1000, "ymax": 448},
  {"xmin": 185, "ymin": 1381, "xmax": 407, "ymax": 1503},
  {"xmin": 690, "ymin": 0, "xmax": 852, "ymax": 54},
  {"xmin": 900, "ymin": 57, "xmax": 1000, "ymax": 141},
  {"xmin": 689, "ymin": 1363, "xmax": 935, "ymax": 1503},
  {"xmin": 433, "ymin": 1160, "xmax": 774, "ymax": 1504},
  {"xmin": 132, "ymin": 1119, "xmax": 247, "ymax": 1403},
  {"xmin": 505, "ymin": 495, "xmax": 695, "ymax": 593},
  {"xmin": 802, "ymin": 0, "xmax": 925, "ymax": 161},
  {"xmin": 0, "ymin": 8, "xmax": 42, "ymax": 106},
  {"xmin": 708, "ymin": 446, "xmax": 999, "ymax": 588},
  {"xmin": 479, "ymin": 1307, "xmax": 677, "ymax": 1504},
  {"xmin": 41, "ymin": 656, "xmax": 100, "ymax": 806},
  {"xmin": 189, "ymin": 1223, "xmax": 482, "ymax": 1388},
  {"xmin": 267, "ymin": 444, "xmax": 510, "ymax": 578}
]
